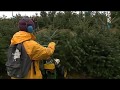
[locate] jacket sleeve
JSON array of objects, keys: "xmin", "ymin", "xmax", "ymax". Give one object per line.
[{"xmin": 30, "ymin": 41, "xmax": 56, "ymax": 60}]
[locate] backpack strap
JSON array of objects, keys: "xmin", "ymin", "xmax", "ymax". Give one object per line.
[
  {"xmin": 22, "ymin": 39, "xmax": 36, "ymax": 75},
  {"xmin": 33, "ymin": 61, "xmax": 36, "ymax": 74}
]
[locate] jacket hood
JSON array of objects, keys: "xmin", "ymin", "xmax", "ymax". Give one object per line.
[{"xmin": 11, "ymin": 31, "xmax": 36, "ymax": 45}]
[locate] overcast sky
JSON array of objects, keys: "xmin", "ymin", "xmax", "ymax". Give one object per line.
[{"xmin": 0, "ymin": 11, "xmax": 41, "ymax": 18}]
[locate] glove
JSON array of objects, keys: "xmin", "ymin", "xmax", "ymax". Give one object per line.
[{"xmin": 48, "ymin": 42, "xmax": 56, "ymax": 50}]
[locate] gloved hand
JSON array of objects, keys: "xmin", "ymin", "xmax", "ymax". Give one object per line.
[
  {"xmin": 54, "ymin": 59, "xmax": 60, "ymax": 65},
  {"xmin": 48, "ymin": 42, "xmax": 56, "ymax": 50}
]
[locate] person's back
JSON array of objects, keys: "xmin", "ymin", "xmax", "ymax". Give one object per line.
[{"xmin": 10, "ymin": 16, "xmax": 56, "ymax": 79}]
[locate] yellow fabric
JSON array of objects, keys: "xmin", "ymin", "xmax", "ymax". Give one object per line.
[
  {"xmin": 44, "ymin": 63, "xmax": 55, "ymax": 69},
  {"xmin": 10, "ymin": 31, "xmax": 56, "ymax": 79}
]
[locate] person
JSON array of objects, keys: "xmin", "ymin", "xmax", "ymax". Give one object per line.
[
  {"xmin": 31, "ymin": 16, "xmax": 38, "ymax": 29},
  {"xmin": 10, "ymin": 16, "xmax": 56, "ymax": 79}
]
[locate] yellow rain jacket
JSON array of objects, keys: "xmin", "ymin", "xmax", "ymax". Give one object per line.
[{"xmin": 10, "ymin": 31, "xmax": 56, "ymax": 79}]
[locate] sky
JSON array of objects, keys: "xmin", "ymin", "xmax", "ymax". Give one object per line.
[
  {"xmin": 0, "ymin": 11, "xmax": 41, "ymax": 18},
  {"xmin": 0, "ymin": 11, "xmax": 80, "ymax": 18}
]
